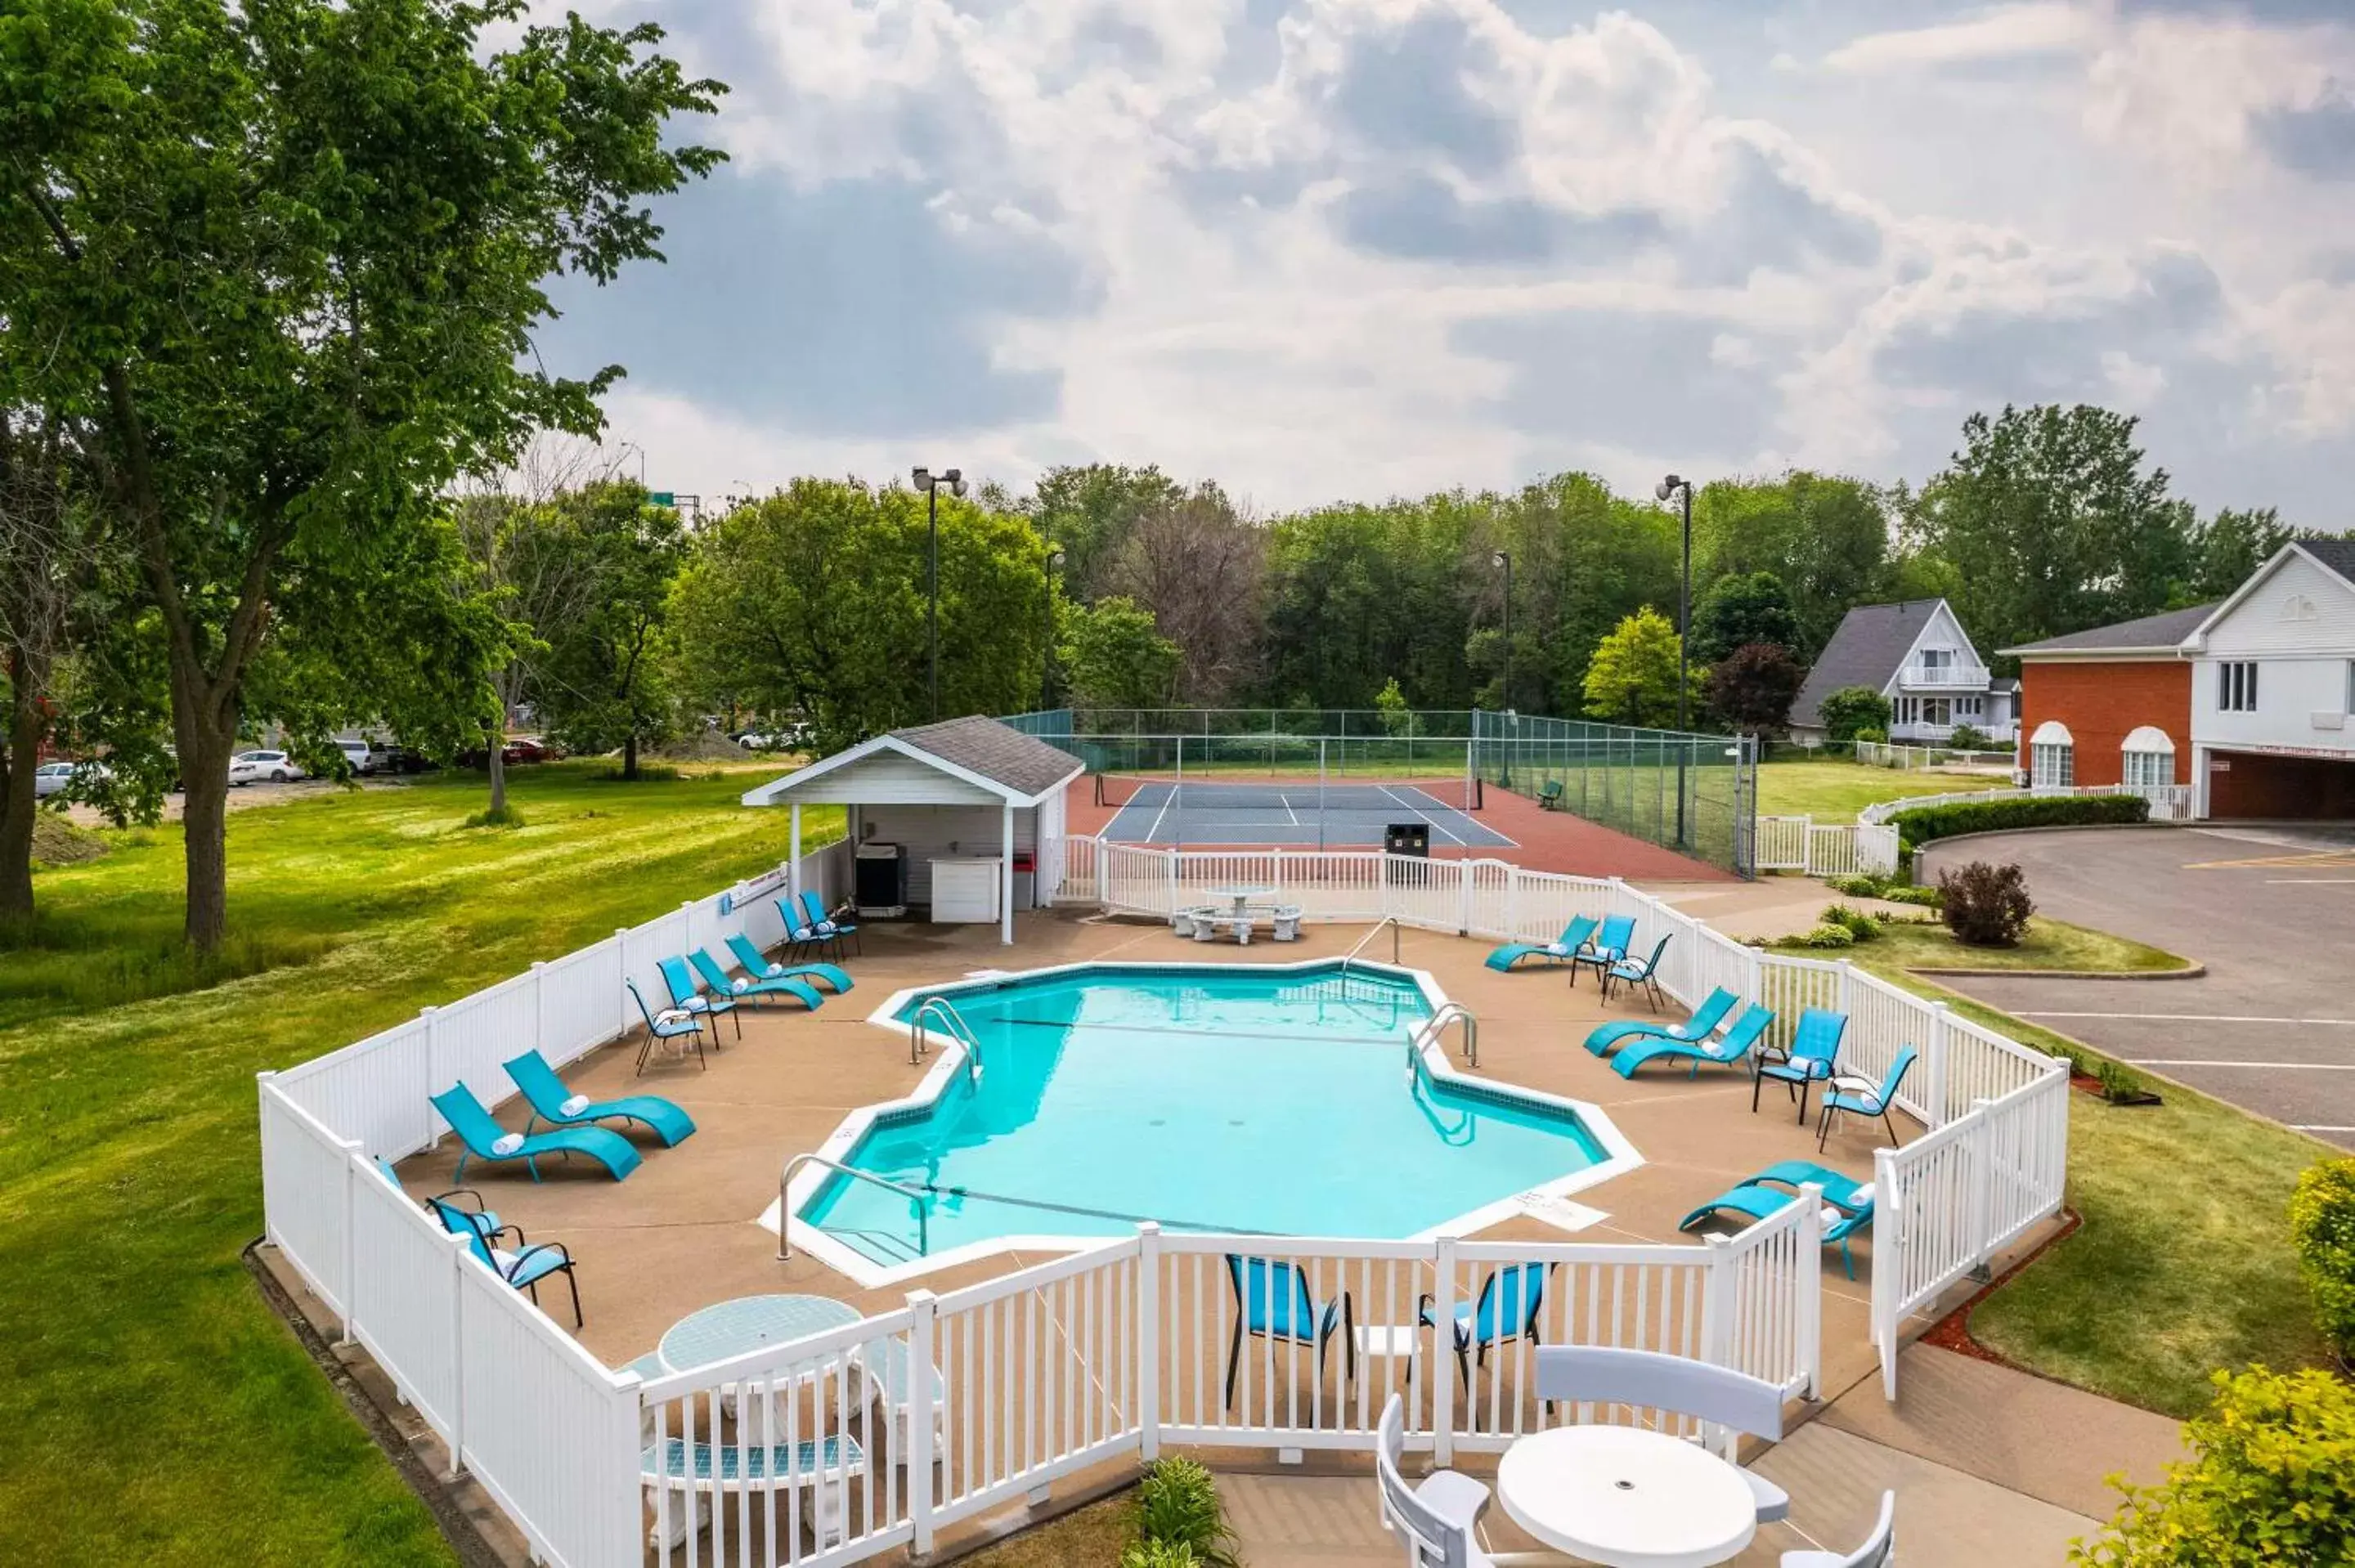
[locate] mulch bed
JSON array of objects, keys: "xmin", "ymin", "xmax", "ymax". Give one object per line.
[{"xmin": 1918, "ymin": 1207, "xmax": 2084, "ymax": 1367}]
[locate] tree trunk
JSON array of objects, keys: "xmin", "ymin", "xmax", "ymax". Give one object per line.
[
  {"xmin": 622, "ymin": 731, "xmax": 639, "ymax": 782},
  {"xmin": 487, "ymin": 664, "xmax": 516, "ymax": 814},
  {"xmin": 0, "ymin": 647, "xmax": 43, "ymax": 921},
  {"xmin": 175, "ymin": 709, "xmax": 236, "ymax": 952}
]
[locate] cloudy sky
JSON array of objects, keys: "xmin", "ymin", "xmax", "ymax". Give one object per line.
[{"xmin": 535, "ymin": 0, "xmax": 2355, "ymax": 522}]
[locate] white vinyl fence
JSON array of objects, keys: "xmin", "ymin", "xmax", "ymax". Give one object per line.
[
  {"xmin": 258, "ymin": 828, "xmax": 2063, "ymax": 1567},
  {"xmin": 1754, "ymin": 817, "xmax": 1902, "ymax": 877}
]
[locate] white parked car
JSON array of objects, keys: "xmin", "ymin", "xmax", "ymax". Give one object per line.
[
  {"xmin": 33, "ymin": 761, "xmax": 78, "ymax": 799},
  {"xmin": 229, "ymin": 750, "xmax": 305, "ymax": 786}
]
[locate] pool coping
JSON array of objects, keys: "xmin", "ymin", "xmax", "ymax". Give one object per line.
[{"xmin": 768, "ymin": 956, "xmax": 1645, "ymax": 1289}]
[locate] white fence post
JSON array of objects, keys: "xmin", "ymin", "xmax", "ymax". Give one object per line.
[
  {"xmin": 339, "ymin": 1143, "xmax": 361, "ymax": 1347},
  {"xmin": 1700, "ymin": 1234, "xmax": 1735, "ymax": 1369},
  {"xmin": 1837, "ymin": 959, "xmax": 1855, "ymax": 1017},
  {"xmin": 679, "ymin": 898, "xmax": 696, "ymax": 957},
  {"xmin": 1796, "ymin": 1185, "xmax": 1823, "ymax": 1400},
  {"xmin": 908, "ymin": 1288, "xmax": 939, "ymax": 1556},
  {"xmin": 606, "ymin": 1366, "xmax": 648, "ymax": 1568},
  {"xmin": 446, "ymin": 1229, "xmax": 469, "ymax": 1478},
  {"xmin": 1432, "ymin": 1237, "xmax": 1458, "ymax": 1465},
  {"xmin": 613, "ymin": 929, "xmax": 630, "ymax": 1036},
  {"xmin": 1926, "ymin": 1002, "xmax": 1952, "ymax": 1128},
  {"xmin": 530, "ymin": 960, "xmax": 547, "ymax": 1051},
  {"xmin": 420, "ymin": 1006, "xmax": 442, "ymax": 1148},
  {"xmin": 1138, "ymin": 1223, "xmax": 1163, "ymax": 1460},
  {"xmin": 1871, "ymin": 1147, "xmax": 1900, "ymax": 1399}
]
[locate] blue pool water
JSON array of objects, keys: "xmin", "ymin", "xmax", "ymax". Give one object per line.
[{"xmin": 803, "ymin": 964, "xmax": 1607, "ymax": 1266}]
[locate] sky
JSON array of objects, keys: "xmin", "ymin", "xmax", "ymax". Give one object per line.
[{"xmin": 533, "ymin": 0, "xmax": 2355, "ymax": 523}]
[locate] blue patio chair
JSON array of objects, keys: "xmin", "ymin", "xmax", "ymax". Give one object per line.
[
  {"xmin": 723, "ymin": 932, "xmax": 852, "ymax": 994},
  {"xmin": 1752, "ymin": 1008, "xmax": 1848, "ymax": 1125},
  {"xmin": 1568, "ymin": 914, "xmax": 1636, "ymax": 990},
  {"xmin": 1375, "ymin": 1394, "xmax": 1492, "ymax": 1568},
  {"xmin": 688, "ymin": 947, "xmax": 823, "ymax": 1013},
  {"xmin": 1417, "ymin": 1261, "xmax": 1549, "ymax": 1393},
  {"xmin": 626, "ymin": 979, "xmax": 706, "ymax": 1074},
  {"xmin": 797, "ymin": 889, "xmax": 862, "ymax": 958},
  {"xmin": 430, "ymin": 1194, "xmax": 583, "ymax": 1327},
  {"xmin": 503, "ymin": 1049, "xmax": 698, "ymax": 1147},
  {"xmin": 428, "ymin": 1082, "xmax": 641, "ymax": 1184},
  {"xmin": 1679, "ymin": 1158, "xmax": 1877, "ymax": 1279},
  {"xmin": 1611, "ymin": 1003, "xmax": 1774, "ymax": 1081},
  {"xmin": 657, "ymin": 955, "xmax": 740, "ymax": 1042},
  {"xmin": 1583, "ymin": 987, "xmax": 1739, "ymax": 1057},
  {"xmin": 1817, "ymin": 1047, "xmax": 1918, "ymax": 1151},
  {"xmin": 1223, "ymin": 1254, "xmax": 1355, "ymax": 1409},
  {"xmin": 1603, "ymin": 932, "xmax": 1673, "ymax": 1009},
  {"xmin": 1483, "ymin": 915, "xmax": 1599, "ymax": 974},
  {"xmin": 1535, "ymin": 1346, "xmax": 1790, "ymax": 1525},
  {"xmin": 773, "ymin": 895, "xmax": 837, "ymax": 964},
  {"xmin": 373, "ymin": 1154, "xmax": 502, "ymax": 1241},
  {"xmin": 1785, "ymin": 1490, "xmax": 1895, "ymax": 1567}
]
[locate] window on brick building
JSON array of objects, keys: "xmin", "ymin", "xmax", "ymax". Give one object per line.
[
  {"xmin": 2030, "ymin": 720, "xmax": 2074, "ymax": 789},
  {"xmin": 2122, "ymin": 727, "xmax": 2174, "ymax": 791}
]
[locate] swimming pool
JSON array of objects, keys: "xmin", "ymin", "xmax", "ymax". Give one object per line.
[{"xmin": 792, "ymin": 961, "xmax": 1635, "ymax": 1279}]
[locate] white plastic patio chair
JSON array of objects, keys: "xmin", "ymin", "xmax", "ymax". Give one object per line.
[
  {"xmin": 1374, "ymin": 1394, "xmax": 1492, "ymax": 1568},
  {"xmin": 1534, "ymin": 1345, "xmax": 1792, "ymax": 1524},
  {"xmin": 1783, "ymin": 1490, "xmax": 1895, "ymax": 1566}
]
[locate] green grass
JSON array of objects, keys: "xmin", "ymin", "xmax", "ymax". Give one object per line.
[
  {"xmin": 1756, "ymin": 759, "xmax": 2003, "ymax": 822},
  {"xmin": 0, "ymin": 762, "xmax": 830, "ymax": 1566},
  {"xmin": 1776, "ymin": 915, "xmax": 2191, "ymax": 974},
  {"xmin": 958, "ymin": 1493, "xmax": 1138, "ymax": 1567},
  {"xmin": 1833, "ymin": 958, "xmax": 2339, "ymax": 1418}
]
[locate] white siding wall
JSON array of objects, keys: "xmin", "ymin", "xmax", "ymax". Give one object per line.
[
  {"xmin": 860, "ymin": 804, "xmax": 1037, "ymax": 902},
  {"xmin": 2201, "ymin": 553, "xmax": 2355, "ymax": 658},
  {"xmin": 2193, "ymin": 551, "xmax": 2355, "ymax": 758},
  {"xmin": 779, "ymin": 751, "xmax": 1003, "ymax": 806}
]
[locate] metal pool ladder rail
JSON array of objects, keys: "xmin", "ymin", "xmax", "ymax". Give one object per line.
[
  {"xmin": 1410, "ymin": 1001, "xmax": 1478, "ymax": 1068},
  {"xmin": 909, "ymin": 995, "xmax": 986, "ymax": 1080},
  {"xmin": 1340, "ymin": 915, "xmax": 1402, "ymax": 973},
  {"xmin": 778, "ymin": 1153, "xmax": 933, "ymax": 1261}
]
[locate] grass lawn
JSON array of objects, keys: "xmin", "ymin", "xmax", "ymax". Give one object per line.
[
  {"xmin": 1776, "ymin": 915, "xmax": 2192, "ymax": 974},
  {"xmin": 0, "ymin": 762, "xmax": 828, "ymax": 1566},
  {"xmin": 1755, "ymin": 759, "xmax": 2003, "ymax": 822},
  {"xmin": 958, "ymin": 1492, "xmax": 1138, "ymax": 1567},
  {"xmin": 1832, "ymin": 955, "xmax": 2339, "ymax": 1418}
]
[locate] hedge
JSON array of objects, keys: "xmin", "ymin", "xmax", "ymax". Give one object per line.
[{"xmin": 1889, "ymin": 792, "xmax": 2149, "ymax": 849}]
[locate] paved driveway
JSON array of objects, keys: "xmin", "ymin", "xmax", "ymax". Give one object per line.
[{"xmin": 1918, "ymin": 826, "xmax": 2355, "ymax": 1149}]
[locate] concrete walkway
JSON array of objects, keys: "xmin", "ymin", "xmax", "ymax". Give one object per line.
[{"xmin": 1214, "ymin": 1344, "xmax": 2182, "ymax": 1567}]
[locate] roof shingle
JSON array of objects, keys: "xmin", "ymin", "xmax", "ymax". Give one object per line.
[
  {"xmin": 2000, "ymin": 603, "xmax": 2216, "ymax": 656},
  {"xmin": 889, "ymin": 715, "xmax": 1083, "ymax": 799},
  {"xmin": 1790, "ymin": 600, "xmax": 1944, "ymax": 729}
]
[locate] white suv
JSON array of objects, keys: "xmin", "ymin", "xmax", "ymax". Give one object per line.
[{"xmin": 229, "ymin": 750, "xmax": 305, "ymax": 786}]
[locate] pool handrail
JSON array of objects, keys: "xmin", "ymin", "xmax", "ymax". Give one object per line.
[
  {"xmin": 1411, "ymin": 1001, "xmax": 1479, "ymax": 1068},
  {"xmin": 1341, "ymin": 916, "xmax": 1402, "ymax": 973},
  {"xmin": 778, "ymin": 1152, "xmax": 931, "ymax": 1261},
  {"xmin": 909, "ymin": 995, "xmax": 985, "ymax": 1081}
]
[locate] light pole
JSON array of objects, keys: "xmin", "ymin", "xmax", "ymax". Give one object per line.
[
  {"xmin": 1656, "ymin": 474, "xmax": 1694, "ymax": 847},
  {"xmin": 1043, "ymin": 546, "xmax": 1065, "ymax": 709},
  {"xmin": 1491, "ymin": 549, "xmax": 1513, "ymax": 786},
  {"xmin": 912, "ymin": 465, "xmax": 967, "ymax": 721}
]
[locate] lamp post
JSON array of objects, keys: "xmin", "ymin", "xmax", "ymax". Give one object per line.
[
  {"xmin": 1043, "ymin": 546, "xmax": 1065, "ymax": 709},
  {"xmin": 912, "ymin": 465, "xmax": 967, "ymax": 721},
  {"xmin": 1655, "ymin": 474, "xmax": 1694, "ymax": 848},
  {"xmin": 1491, "ymin": 549, "xmax": 1513, "ymax": 786}
]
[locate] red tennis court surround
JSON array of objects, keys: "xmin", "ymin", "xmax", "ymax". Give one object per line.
[{"xmin": 1062, "ymin": 776, "xmax": 1737, "ymax": 882}]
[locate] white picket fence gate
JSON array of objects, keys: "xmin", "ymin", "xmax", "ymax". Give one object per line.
[
  {"xmin": 1754, "ymin": 817, "xmax": 1902, "ymax": 877},
  {"xmin": 257, "ymin": 830, "xmax": 2065, "ymax": 1567}
]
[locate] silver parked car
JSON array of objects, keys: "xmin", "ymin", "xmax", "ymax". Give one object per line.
[{"xmin": 33, "ymin": 761, "xmax": 78, "ymax": 799}]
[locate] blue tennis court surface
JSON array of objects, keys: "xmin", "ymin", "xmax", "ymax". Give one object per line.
[{"xmin": 1098, "ymin": 780, "xmax": 1514, "ymax": 849}]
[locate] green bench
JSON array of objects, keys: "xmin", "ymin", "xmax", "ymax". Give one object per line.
[{"xmin": 1537, "ymin": 779, "xmax": 1564, "ymax": 811}]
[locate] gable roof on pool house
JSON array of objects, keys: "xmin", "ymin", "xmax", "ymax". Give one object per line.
[{"xmin": 740, "ymin": 715, "xmax": 1083, "ymax": 809}]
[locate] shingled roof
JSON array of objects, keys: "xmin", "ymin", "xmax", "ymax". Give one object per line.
[
  {"xmin": 2300, "ymin": 535, "xmax": 2355, "ymax": 587},
  {"xmin": 887, "ymin": 716, "xmax": 1083, "ymax": 799},
  {"xmin": 1789, "ymin": 600, "xmax": 1944, "ymax": 730},
  {"xmin": 2001, "ymin": 603, "xmax": 2216, "ymax": 657}
]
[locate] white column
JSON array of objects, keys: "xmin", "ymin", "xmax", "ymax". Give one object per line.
[
  {"xmin": 1000, "ymin": 800, "xmax": 1015, "ymax": 944},
  {"xmin": 789, "ymin": 801, "xmax": 803, "ymax": 907}
]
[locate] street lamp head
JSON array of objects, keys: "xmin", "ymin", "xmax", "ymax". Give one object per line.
[
  {"xmin": 1047, "ymin": 546, "xmax": 1066, "ymax": 569},
  {"xmin": 912, "ymin": 465, "xmax": 932, "ymax": 491},
  {"xmin": 1655, "ymin": 474, "xmax": 1684, "ymax": 502},
  {"xmin": 1491, "ymin": 550, "xmax": 1509, "ymax": 569},
  {"xmin": 949, "ymin": 473, "xmax": 968, "ymax": 498}
]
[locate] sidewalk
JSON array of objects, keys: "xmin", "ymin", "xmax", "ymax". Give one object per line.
[{"xmin": 1212, "ymin": 1344, "xmax": 2182, "ymax": 1566}]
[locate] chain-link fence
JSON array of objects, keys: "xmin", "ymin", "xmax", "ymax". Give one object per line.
[{"xmin": 1470, "ymin": 711, "xmax": 1756, "ymax": 876}]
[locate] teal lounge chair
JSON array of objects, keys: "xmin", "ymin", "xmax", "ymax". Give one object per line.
[
  {"xmin": 431, "ymin": 1195, "xmax": 583, "ymax": 1326},
  {"xmin": 658, "ymin": 956, "xmax": 740, "ymax": 1042},
  {"xmin": 1569, "ymin": 914, "xmax": 1637, "ymax": 989},
  {"xmin": 1679, "ymin": 1159, "xmax": 1875, "ymax": 1279},
  {"xmin": 1612, "ymin": 1002, "xmax": 1774, "ymax": 1080},
  {"xmin": 374, "ymin": 1154, "xmax": 502, "ymax": 1241},
  {"xmin": 1604, "ymin": 932, "xmax": 1673, "ymax": 1009},
  {"xmin": 1584, "ymin": 987, "xmax": 1739, "ymax": 1057},
  {"xmin": 1817, "ymin": 1048, "xmax": 1918, "ymax": 1151},
  {"xmin": 628, "ymin": 979, "xmax": 706, "ymax": 1074},
  {"xmin": 1753, "ymin": 1008, "xmax": 1848, "ymax": 1124},
  {"xmin": 687, "ymin": 948, "xmax": 823, "ymax": 1013},
  {"xmin": 504, "ymin": 1049, "xmax": 697, "ymax": 1147},
  {"xmin": 428, "ymin": 1082, "xmax": 641, "ymax": 1184},
  {"xmin": 1483, "ymin": 916, "xmax": 1599, "ymax": 973},
  {"xmin": 723, "ymin": 932, "xmax": 851, "ymax": 994},
  {"xmin": 796, "ymin": 889, "xmax": 861, "ymax": 958}
]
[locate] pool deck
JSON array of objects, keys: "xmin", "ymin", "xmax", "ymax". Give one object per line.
[{"xmin": 343, "ymin": 898, "xmax": 2132, "ymax": 1565}]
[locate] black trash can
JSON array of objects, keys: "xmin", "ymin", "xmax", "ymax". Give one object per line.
[{"xmin": 1385, "ymin": 822, "xmax": 1431, "ymax": 858}]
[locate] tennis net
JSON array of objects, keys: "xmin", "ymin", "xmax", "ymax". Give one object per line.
[{"xmin": 1095, "ymin": 776, "xmax": 1482, "ymax": 813}]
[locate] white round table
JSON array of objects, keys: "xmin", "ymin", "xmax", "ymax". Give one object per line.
[
  {"xmin": 658, "ymin": 1293, "xmax": 864, "ymax": 1373},
  {"xmin": 1496, "ymin": 1425, "xmax": 1758, "ymax": 1568},
  {"xmin": 1204, "ymin": 885, "xmax": 1275, "ymax": 916}
]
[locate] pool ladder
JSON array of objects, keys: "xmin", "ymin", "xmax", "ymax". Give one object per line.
[
  {"xmin": 778, "ymin": 1153, "xmax": 932, "ymax": 1262},
  {"xmin": 1339, "ymin": 916, "xmax": 1402, "ymax": 974},
  {"xmin": 909, "ymin": 996, "xmax": 986, "ymax": 1082},
  {"xmin": 1408, "ymin": 1001, "xmax": 1479, "ymax": 1068}
]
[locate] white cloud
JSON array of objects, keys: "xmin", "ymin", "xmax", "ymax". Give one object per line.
[{"xmin": 1821, "ymin": 3, "xmax": 2099, "ymax": 75}]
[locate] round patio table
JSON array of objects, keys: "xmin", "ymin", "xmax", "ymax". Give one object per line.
[
  {"xmin": 658, "ymin": 1293, "xmax": 864, "ymax": 1373},
  {"xmin": 1204, "ymin": 885, "xmax": 1275, "ymax": 916},
  {"xmin": 1496, "ymin": 1424, "xmax": 1757, "ymax": 1568}
]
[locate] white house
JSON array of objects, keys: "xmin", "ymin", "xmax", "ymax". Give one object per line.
[
  {"xmin": 2183, "ymin": 538, "xmax": 2355, "ymax": 820},
  {"xmin": 1788, "ymin": 598, "xmax": 2015, "ymax": 746}
]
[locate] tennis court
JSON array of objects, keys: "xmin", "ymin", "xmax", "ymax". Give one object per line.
[{"xmin": 1097, "ymin": 777, "xmax": 1514, "ymax": 849}]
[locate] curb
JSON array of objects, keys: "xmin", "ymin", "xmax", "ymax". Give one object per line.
[
  {"xmin": 1907, "ymin": 822, "xmax": 2194, "ymax": 870},
  {"xmin": 1908, "ymin": 963, "xmax": 2206, "ymax": 982}
]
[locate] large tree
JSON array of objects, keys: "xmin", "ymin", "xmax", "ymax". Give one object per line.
[
  {"xmin": 1689, "ymin": 571, "xmax": 1799, "ymax": 665},
  {"xmin": 1029, "ymin": 464, "xmax": 1183, "ymax": 603},
  {"xmin": 1910, "ymin": 405, "xmax": 2195, "ymax": 660},
  {"xmin": 1099, "ymin": 484, "xmax": 1266, "ymax": 706},
  {"xmin": 1692, "ymin": 473, "xmax": 1893, "ymax": 659},
  {"xmin": 1580, "ymin": 608, "xmax": 1695, "ymax": 729},
  {"xmin": 2187, "ymin": 507, "xmax": 2294, "ymax": 603},
  {"xmin": 527, "ymin": 482, "xmax": 685, "ymax": 782},
  {"xmin": 1, "ymin": 0, "xmax": 723, "ymax": 948}
]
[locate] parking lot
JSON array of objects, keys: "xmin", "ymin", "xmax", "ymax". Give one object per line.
[{"xmin": 1920, "ymin": 825, "xmax": 2355, "ymax": 1149}]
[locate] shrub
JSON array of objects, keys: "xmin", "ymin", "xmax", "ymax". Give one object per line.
[
  {"xmin": 2070, "ymin": 1367, "xmax": 2355, "ymax": 1565},
  {"xmin": 1795, "ymin": 922, "xmax": 1855, "ymax": 949},
  {"xmin": 1882, "ymin": 883, "xmax": 1943, "ymax": 908},
  {"xmin": 2289, "ymin": 1158, "xmax": 2355, "ymax": 1361},
  {"xmin": 2093, "ymin": 1057, "xmax": 2150, "ymax": 1104},
  {"xmin": 1817, "ymin": 685, "xmax": 1892, "ymax": 744},
  {"xmin": 1939, "ymin": 861, "xmax": 2034, "ymax": 947},
  {"xmin": 1133, "ymin": 1457, "xmax": 1238, "ymax": 1568},
  {"xmin": 1820, "ymin": 903, "xmax": 1879, "ymax": 941},
  {"xmin": 1890, "ymin": 791, "xmax": 2148, "ymax": 849},
  {"xmin": 1947, "ymin": 722, "xmax": 1991, "ymax": 751},
  {"xmin": 1851, "ymin": 724, "xmax": 1888, "ymax": 745},
  {"xmin": 1120, "ymin": 1543, "xmax": 1202, "ymax": 1568},
  {"xmin": 1825, "ymin": 873, "xmax": 1887, "ymax": 899}
]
